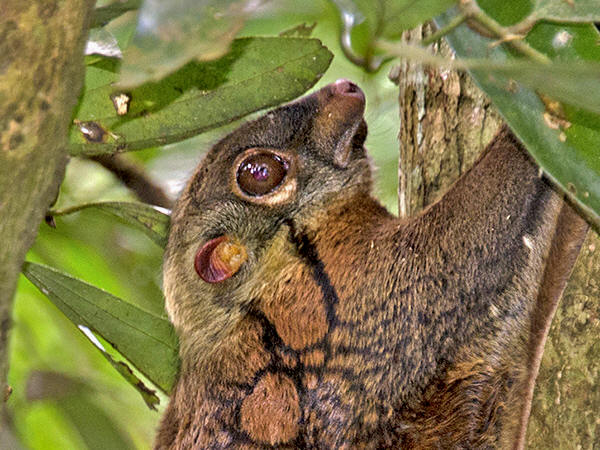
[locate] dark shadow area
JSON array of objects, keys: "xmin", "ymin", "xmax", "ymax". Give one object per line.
[{"xmin": 120, "ymin": 38, "xmax": 251, "ymax": 123}]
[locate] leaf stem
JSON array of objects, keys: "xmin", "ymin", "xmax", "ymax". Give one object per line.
[
  {"xmin": 378, "ymin": 40, "xmax": 579, "ymax": 75},
  {"xmin": 422, "ymin": 13, "xmax": 468, "ymax": 46},
  {"xmin": 338, "ymin": 24, "xmax": 384, "ymax": 72},
  {"xmin": 459, "ymin": 0, "xmax": 551, "ymax": 64},
  {"xmin": 507, "ymin": 13, "xmax": 540, "ymax": 36}
]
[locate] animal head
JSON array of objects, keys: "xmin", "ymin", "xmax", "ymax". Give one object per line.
[{"xmin": 163, "ymin": 80, "xmax": 372, "ymax": 364}]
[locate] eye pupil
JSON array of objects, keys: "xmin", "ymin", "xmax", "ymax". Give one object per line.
[{"xmin": 237, "ymin": 152, "xmax": 288, "ymax": 196}]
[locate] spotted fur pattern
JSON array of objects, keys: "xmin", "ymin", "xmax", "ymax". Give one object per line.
[{"xmin": 156, "ymin": 83, "xmax": 587, "ymax": 449}]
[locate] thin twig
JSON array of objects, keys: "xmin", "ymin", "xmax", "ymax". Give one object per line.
[
  {"xmin": 378, "ymin": 40, "xmax": 574, "ymax": 74},
  {"xmin": 89, "ymin": 154, "xmax": 173, "ymax": 209},
  {"xmin": 459, "ymin": 0, "xmax": 551, "ymax": 65},
  {"xmin": 422, "ymin": 13, "xmax": 468, "ymax": 46},
  {"xmin": 507, "ymin": 14, "xmax": 540, "ymax": 36}
]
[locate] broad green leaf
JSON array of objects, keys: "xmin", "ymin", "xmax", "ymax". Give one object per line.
[
  {"xmin": 22, "ymin": 262, "xmax": 180, "ymax": 393},
  {"xmin": 119, "ymin": 0, "xmax": 260, "ymax": 87},
  {"xmin": 78, "ymin": 325, "xmax": 161, "ymax": 409},
  {"xmin": 92, "ymin": 0, "xmax": 142, "ymax": 29},
  {"xmin": 84, "ymin": 55, "xmax": 120, "ymax": 90},
  {"xmin": 69, "ymin": 37, "xmax": 333, "ymax": 155},
  {"xmin": 479, "ymin": 0, "xmax": 600, "ymax": 30},
  {"xmin": 437, "ymin": 10, "xmax": 600, "ymax": 225},
  {"xmin": 331, "ymin": 0, "xmax": 455, "ymax": 39},
  {"xmin": 531, "ymin": 0, "xmax": 600, "ymax": 23},
  {"xmin": 329, "ymin": 0, "xmax": 379, "ymax": 66},
  {"xmin": 478, "ymin": 0, "xmax": 533, "ymax": 26},
  {"xmin": 329, "ymin": 0, "xmax": 455, "ymax": 68},
  {"xmin": 381, "ymin": 0, "xmax": 456, "ymax": 38},
  {"xmin": 379, "ymin": 42, "xmax": 600, "ymax": 114},
  {"xmin": 525, "ymin": 20, "xmax": 600, "ymax": 61},
  {"xmin": 330, "ymin": 0, "xmax": 380, "ymax": 40},
  {"xmin": 50, "ymin": 201, "xmax": 170, "ymax": 248},
  {"xmin": 462, "ymin": 59, "xmax": 600, "ymax": 115}
]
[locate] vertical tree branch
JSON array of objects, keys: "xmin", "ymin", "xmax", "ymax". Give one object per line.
[
  {"xmin": 390, "ymin": 23, "xmax": 502, "ymax": 218},
  {"xmin": 0, "ymin": 0, "xmax": 95, "ymax": 423}
]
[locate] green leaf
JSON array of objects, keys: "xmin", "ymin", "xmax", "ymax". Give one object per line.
[
  {"xmin": 329, "ymin": 0, "xmax": 454, "ymax": 70},
  {"xmin": 337, "ymin": 1, "xmax": 453, "ymax": 43},
  {"xmin": 119, "ymin": 0, "xmax": 256, "ymax": 87},
  {"xmin": 78, "ymin": 325, "xmax": 161, "ymax": 410},
  {"xmin": 438, "ymin": 11, "xmax": 600, "ymax": 225},
  {"xmin": 50, "ymin": 201, "xmax": 170, "ymax": 248},
  {"xmin": 525, "ymin": 20, "xmax": 600, "ymax": 61},
  {"xmin": 69, "ymin": 37, "xmax": 333, "ymax": 155},
  {"xmin": 478, "ymin": 0, "xmax": 533, "ymax": 26},
  {"xmin": 467, "ymin": 59, "xmax": 600, "ymax": 115},
  {"xmin": 92, "ymin": 0, "xmax": 142, "ymax": 29},
  {"xmin": 332, "ymin": 0, "xmax": 456, "ymax": 40},
  {"xmin": 381, "ymin": 0, "xmax": 456, "ymax": 38},
  {"xmin": 380, "ymin": 42, "xmax": 600, "ymax": 114},
  {"xmin": 22, "ymin": 262, "xmax": 180, "ymax": 394},
  {"xmin": 531, "ymin": 0, "xmax": 600, "ymax": 23}
]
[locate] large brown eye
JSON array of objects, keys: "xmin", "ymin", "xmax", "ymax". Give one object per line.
[{"xmin": 236, "ymin": 153, "xmax": 288, "ymax": 196}]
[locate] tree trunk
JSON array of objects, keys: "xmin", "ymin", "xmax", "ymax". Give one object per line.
[
  {"xmin": 526, "ymin": 232, "xmax": 600, "ymax": 448},
  {"xmin": 0, "ymin": 0, "xmax": 94, "ymax": 439},
  {"xmin": 391, "ymin": 24, "xmax": 599, "ymax": 447},
  {"xmin": 390, "ymin": 25, "xmax": 502, "ymax": 218}
]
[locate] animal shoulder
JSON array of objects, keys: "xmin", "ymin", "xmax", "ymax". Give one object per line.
[{"xmin": 156, "ymin": 80, "xmax": 587, "ymax": 449}]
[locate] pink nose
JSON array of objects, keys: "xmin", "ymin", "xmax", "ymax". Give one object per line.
[{"xmin": 333, "ymin": 79, "xmax": 365, "ymax": 102}]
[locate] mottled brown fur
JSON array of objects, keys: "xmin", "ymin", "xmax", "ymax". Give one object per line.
[
  {"xmin": 156, "ymin": 81, "xmax": 587, "ymax": 449},
  {"xmin": 240, "ymin": 372, "xmax": 301, "ymax": 444}
]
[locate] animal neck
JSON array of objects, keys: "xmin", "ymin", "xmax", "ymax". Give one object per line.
[{"xmin": 298, "ymin": 130, "xmax": 564, "ymax": 403}]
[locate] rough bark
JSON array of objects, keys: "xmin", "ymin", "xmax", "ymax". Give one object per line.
[
  {"xmin": 392, "ymin": 24, "xmax": 599, "ymax": 447},
  {"xmin": 390, "ymin": 25, "xmax": 502, "ymax": 218},
  {"xmin": 526, "ymin": 231, "xmax": 600, "ymax": 448},
  {"xmin": 0, "ymin": 0, "xmax": 94, "ymax": 423}
]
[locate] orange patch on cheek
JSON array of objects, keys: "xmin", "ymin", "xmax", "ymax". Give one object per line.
[{"xmin": 240, "ymin": 372, "xmax": 301, "ymax": 445}]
